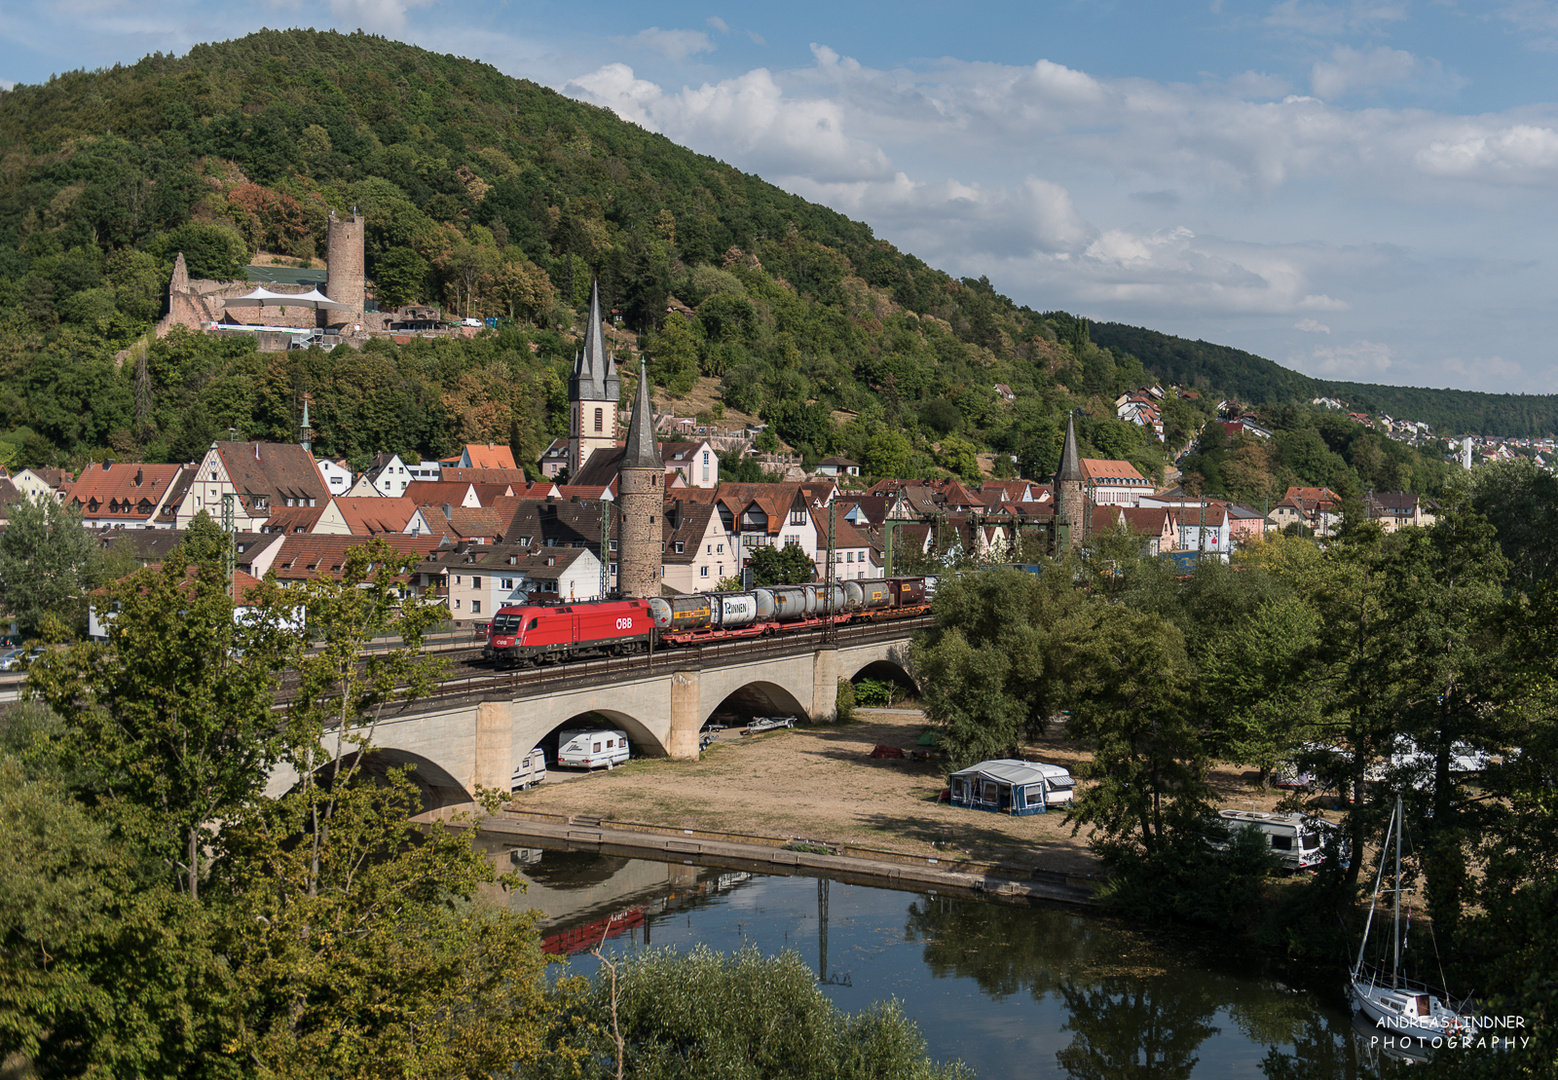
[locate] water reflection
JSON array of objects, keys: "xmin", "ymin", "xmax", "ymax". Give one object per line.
[
  {"xmin": 475, "ymin": 837, "xmax": 1387, "ymax": 1078},
  {"xmin": 1056, "ymin": 980, "xmax": 1218, "ymax": 1079}
]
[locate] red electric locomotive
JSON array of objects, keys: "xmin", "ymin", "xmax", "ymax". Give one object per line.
[{"xmin": 483, "ymin": 598, "xmax": 654, "ymax": 669}]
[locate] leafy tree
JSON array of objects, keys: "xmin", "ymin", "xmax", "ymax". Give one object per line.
[
  {"xmin": 1196, "ymin": 595, "xmax": 1323, "ymax": 783},
  {"xmin": 913, "ymin": 566, "xmax": 1087, "ymax": 769},
  {"xmin": 1378, "ymin": 500, "xmax": 1510, "ymax": 939},
  {"xmin": 27, "ymin": 553, "xmax": 295, "ymax": 899},
  {"xmin": 747, "ymin": 541, "xmax": 814, "ymax": 586},
  {"xmin": 0, "ymin": 491, "xmax": 98, "ymax": 637},
  {"xmin": 14, "ymin": 538, "xmax": 559, "ymax": 1077},
  {"xmin": 542, "ymin": 944, "xmax": 972, "ymax": 1080},
  {"xmin": 1463, "ymin": 457, "xmax": 1558, "ymax": 596},
  {"xmin": 1062, "ymin": 604, "xmax": 1208, "ymax": 857},
  {"xmin": 647, "ymin": 314, "xmax": 700, "ymax": 395}
]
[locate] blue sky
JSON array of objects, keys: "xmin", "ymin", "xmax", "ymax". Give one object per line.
[{"xmin": 6, "ymin": 2, "xmax": 1558, "ymax": 396}]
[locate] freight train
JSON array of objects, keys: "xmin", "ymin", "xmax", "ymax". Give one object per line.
[{"xmin": 481, "ymin": 576, "xmax": 936, "ymax": 670}]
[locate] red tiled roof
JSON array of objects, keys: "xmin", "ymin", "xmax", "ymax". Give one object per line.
[
  {"xmin": 440, "ymin": 467, "xmax": 535, "ymax": 486},
  {"xmin": 463, "ymin": 444, "xmax": 518, "ymax": 469},
  {"xmin": 64, "ymin": 462, "xmax": 188, "ymax": 523},
  {"xmin": 1079, "ymin": 458, "xmax": 1149, "ymax": 484},
  {"xmin": 216, "ymin": 441, "xmax": 328, "ymax": 507},
  {"xmin": 332, "ymin": 496, "xmax": 422, "ymax": 535},
  {"xmin": 269, "ymin": 534, "xmax": 444, "ymax": 581}
]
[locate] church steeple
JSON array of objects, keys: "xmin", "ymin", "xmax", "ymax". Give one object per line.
[{"xmin": 568, "ymin": 280, "xmax": 622, "ymax": 476}]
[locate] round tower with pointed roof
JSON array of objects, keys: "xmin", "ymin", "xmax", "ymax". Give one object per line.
[
  {"xmin": 617, "ymin": 359, "xmax": 663, "ymax": 599},
  {"xmin": 1055, "ymin": 413, "xmax": 1087, "ymax": 550},
  {"xmin": 568, "ymin": 281, "xmax": 621, "ymax": 477}
]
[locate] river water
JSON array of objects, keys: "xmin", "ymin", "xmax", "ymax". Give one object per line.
[{"xmin": 481, "ymin": 841, "xmax": 1394, "ymax": 1078}]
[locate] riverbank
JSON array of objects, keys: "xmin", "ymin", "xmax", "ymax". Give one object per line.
[
  {"xmin": 480, "ymin": 811, "xmax": 1104, "ymax": 905},
  {"xmin": 492, "ymin": 707, "xmax": 1303, "ymax": 900},
  {"xmin": 502, "ymin": 707, "xmax": 1102, "ymax": 876}
]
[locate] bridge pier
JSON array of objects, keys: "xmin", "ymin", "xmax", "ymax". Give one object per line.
[
  {"xmin": 474, "ymin": 701, "xmax": 514, "ymax": 795},
  {"xmin": 811, "ymin": 647, "xmax": 839, "ymax": 724},
  {"xmin": 669, "ymin": 669, "xmax": 702, "ymax": 760}
]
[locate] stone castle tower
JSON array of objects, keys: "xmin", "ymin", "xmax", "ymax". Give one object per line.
[
  {"xmin": 1055, "ymin": 413, "xmax": 1086, "ymax": 550},
  {"xmin": 617, "ymin": 359, "xmax": 663, "ymax": 599},
  {"xmin": 568, "ymin": 281, "xmax": 622, "ymax": 476},
  {"xmin": 324, "ymin": 210, "xmax": 365, "ymax": 329}
]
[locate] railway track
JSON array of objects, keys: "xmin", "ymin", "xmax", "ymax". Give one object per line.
[
  {"xmin": 4, "ymin": 617, "xmax": 929, "ymax": 711},
  {"xmin": 382, "ymin": 614, "xmax": 932, "ymax": 706}
]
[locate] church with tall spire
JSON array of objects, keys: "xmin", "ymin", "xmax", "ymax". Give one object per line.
[{"xmin": 568, "ymin": 281, "xmax": 621, "ymax": 478}]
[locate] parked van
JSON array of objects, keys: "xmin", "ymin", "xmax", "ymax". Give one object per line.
[
  {"xmin": 1210, "ymin": 809, "xmax": 1344, "ymax": 871},
  {"xmin": 511, "ymin": 747, "xmax": 548, "ymax": 790},
  {"xmin": 556, "ymin": 729, "xmax": 631, "ymax": 770}
]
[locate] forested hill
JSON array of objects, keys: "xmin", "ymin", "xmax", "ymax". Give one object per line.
[
  {"xmin": 0, "ymin": 28, "xmax": 1489, "ymax": 496},
  {"xmin": 1091, "ymin": 321, "xmax": 1558, "ymax": 438},
  {"xmin": 1089, "ymin": 322, "xmax": 1320, "ymax": 406}
]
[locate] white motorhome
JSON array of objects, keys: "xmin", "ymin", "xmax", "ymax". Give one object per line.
[
  {"xmin": 1212, "ymin": 809, "xmax": 1344, "ymax": 871},
  {"xmin": 511, "ymin": 748, "xmax": 548, "ymax": 790},
  {"xmin": 556, "ymin": 729, "xmax": 631, "ymax": 770}
]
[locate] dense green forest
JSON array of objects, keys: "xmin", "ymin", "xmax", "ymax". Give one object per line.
[{"xmin": 0, "ymin": 29, "xmax": 1472, "ymax": 496}]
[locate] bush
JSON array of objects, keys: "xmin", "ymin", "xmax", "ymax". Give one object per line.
[
  {"xmin": 854, "ymin": 678, "xmax": 894, "ymax": 707},
  {"xmin": 835, "ymin": 677, "xmax": 856, "ymax": 723},
  {"xmin": 546, "ymin": 944, "xmax": 971, "ymax": 1080}
]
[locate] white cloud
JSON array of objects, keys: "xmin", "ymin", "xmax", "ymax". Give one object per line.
[
  {"xmin": 707, "ymin": 16, "xmax": 729, "ymax": 34},
  {"xmin": 747, "ymin": 30, "xmax": 766, "ymax": 46},
  {"xmin": 1310, "ymin": 46, "xmax": 1462, "ymax": 101},
  {"xmin": 328, "ymin": 0, "xmax": 430, "ymax": 36},
  {"xmin": 1298, "ymin": 339, "xmax": 1397, "ymax": 377},
  {"xmin": 568, "ymin": 63, "xmax": 892, "ymax": 183},
  {"xmin": 1295, "ymin": 318, "xmax": 1331, "ymax": 332},
  {"xmin": 1441, "ymin": 354, "xmax": 1523, "ymax": 380},
  {"xmin": 1413, "ymin": 123, "xmax": 1558, "ymax": 181},
  {"xmin": 617, "ymin": 27, "xmax": 714, "ymax": 63}
]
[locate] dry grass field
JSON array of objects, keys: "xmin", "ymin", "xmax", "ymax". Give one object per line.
[{"xmin": 506, "ymin": 708, "xmax": 1303, "ymax": 876}]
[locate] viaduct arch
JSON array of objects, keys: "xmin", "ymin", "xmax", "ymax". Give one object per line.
[{"xmin": 264, "ymin": 637, "xmax": 914, "ymax": 813}]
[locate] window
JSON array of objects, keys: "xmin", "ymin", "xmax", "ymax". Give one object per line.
[
  {"xmin": 501, "ymin": 578, "xmax": 514, "ymax": 589},
  {"xmin": 673, "ymin": 541, "xmax": 685, "ymax": 553},
  {"xmin": 472, "ymin": 577, "xmax": 481, "ymax": 588},
  {"xmin": 472, "ymin": 600, "xmax": 481, "ymax": 614},
  {"xmin": 717, "ymin": 543, "xmax": 724, "ymax": 554},
  {"xmin": 609, "ymin": 563, "xmax": 617, "ymax": 576},
  {"xmin": 454, "ymin": 599, "xmax": 461, "ymax": 610},
  {"xmin": 847, "ymin": 552, "xmax": 854, "ymax": 562},
  {"xmin": 707, "ymin": 544, "xmax": 713, "ymax": 554},
  {"xmin": 700, "ymin": 566, "xmax": 709, "ymax": 577},
  {"xmin": 609, "ymin": 539, "xmax": 618, "ymax": 551},
  {"xmin": 790, "ymin": 509, "xmax": 806, "ymax": 525},
  {"xmin": 594, "ymin": 408, "xmax": 603, "ymax": 432},
  {"xmin": 455, "ymin": 575, "xmax": 462, "ymax": 585},
  {"xmin": 593, "ymin": 742, "xmax": 602, "ymax": 753}
]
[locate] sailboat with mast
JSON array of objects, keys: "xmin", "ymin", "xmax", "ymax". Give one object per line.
[{"xmin": 1350, "ymin": 796, "xmax": 1472, "ymax": 1039}]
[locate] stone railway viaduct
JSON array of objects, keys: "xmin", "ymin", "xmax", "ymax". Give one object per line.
[{"xmin": 264, "ymin": 625, "xmax": 918, "ymax": 811}]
